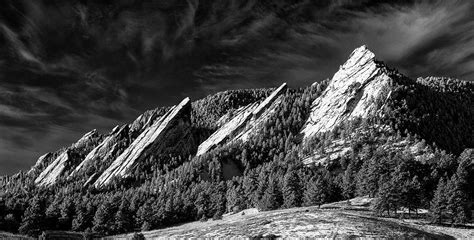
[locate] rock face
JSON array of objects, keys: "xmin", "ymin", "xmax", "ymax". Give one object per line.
[
  {"xmin": 69, "ymin": 125, "xmax": 129, "ymax": 178},
  {"xmin": 34, "ymin": 151, "xmax": 70, "ymax": 187},
  {"xmin": 94, "ymin": 97, "xmax": 194, "ymax": 187},
  {"xmin": 68, "ymin": 107, "xmax": 170, "ymax": 184},
  {"xmin": 196, "ymin": 83, "xmax": 287, "ymax": 156},
  {"xmin": 32, "ymin": 98, "xmax": 185, "ymax": 188},
  {"xmin": 27, "ymin": 153, "xmax": 52, "ymax": 175},
  {"xmin": 301, "ymin": 46, "xmax": 393, "ymax": 140},
  {"xmin": 34, "ymin": 130, "xmax": 101, "ymax": 187}
]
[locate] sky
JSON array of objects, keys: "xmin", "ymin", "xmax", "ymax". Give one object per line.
[{"xmin": 0, "ymin": 0, "xmax": 473, "ymax": 175}]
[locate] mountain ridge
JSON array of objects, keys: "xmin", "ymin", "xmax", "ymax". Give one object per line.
[
  {"xmin": 25, "ymin": 45, "xmax": 474, "ymax": 188},
  {"xmin": 2, "ymin": 45, "xmax": 473, "ymax": 238}
]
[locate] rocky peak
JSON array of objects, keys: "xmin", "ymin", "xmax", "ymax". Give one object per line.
[
  {"xmin": 27, "ymin": 153, "xmax": 52, "ymax": 175},
  {"xmin": 301, "ymin": 45, "xmax": 393, "ymax": 140},
  {"xmin": 94, "ymin": 97, "xmax": 194, "ymax": 187},
  {"xmin": 69, "ymin": 125, "xmax": 129, "ymax": 179},
  {"xmin": 73, "ymin": 129, "xmax": 99, "ymax": 148},
  {"xmin": 34, "ymin": 130, "xmax": 102, "ymax": 187},
  {"xmin": 196, "ymin": 83, "xmax": 287, "ymax": 156},
  {"xmin": 128, "ymin": 106, "xmax": 170, "ymax": 140}
]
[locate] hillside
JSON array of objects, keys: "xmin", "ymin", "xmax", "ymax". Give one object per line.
[
  {"xmin": 0, "ymin": 46, "xmax": 473, "ymax": 238},
  {"xmin": 106, "ymin": 198, "xmax": 473, "ymax": 239}
]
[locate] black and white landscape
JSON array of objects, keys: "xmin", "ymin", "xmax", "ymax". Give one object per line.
[{"xmin": 1, "ymin": 0, "xmax": 473, "ymax": 239}]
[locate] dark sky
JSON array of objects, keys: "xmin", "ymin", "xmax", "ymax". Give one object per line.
[{"xmin": 0, "ymin": 0, "xmax": 473, "ymax": 175}]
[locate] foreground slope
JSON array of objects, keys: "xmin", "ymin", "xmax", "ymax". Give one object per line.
[{"xmin": 106, "ymin": 199, "xmax": 464, "ymax": 239}]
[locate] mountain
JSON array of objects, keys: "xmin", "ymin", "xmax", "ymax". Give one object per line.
[
  {"xmin": 26, "ymin": 88, "xmax": 273, "ymax": 188},
  {"xmin": 301, "ymin": 45, "xmax": 392, "ymax": 139},
  {"xmin": 301, "ymin": 46, "xmax": 473, "ymax": 167},
  {"xmin": 1, "ymin": 46, "xmax": 473, "ymax": 237}
]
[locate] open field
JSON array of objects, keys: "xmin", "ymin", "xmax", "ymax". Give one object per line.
[{"xmin": 107, "ymin": 198, "xmax": 472, "ymax": 239}]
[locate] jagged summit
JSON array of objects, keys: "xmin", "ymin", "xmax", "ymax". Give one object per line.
[
  {"xmin": 34, "ymin": 130, "xmax": 102, "ymax": 187},
  {"xmin": 24, "ymin": 46, "xmax": 474, "ymax": 191},
  {"xmin": 342, "ymin": 45, "xmax": 374, "ymax": 69},
  {"xmin": 94, "ymin": 97, "xmax": 194, "ymax": 187},
  {"xmin": 69, "ymin": 125, "xmax": 129, "ymax": 178},
  {"xmin": 301, "ymin": 45, "xmax": 393, "ymax": 140},
  {"xmin": 196, "ymin": 83, "xmax": 287, "ymax": 156}
]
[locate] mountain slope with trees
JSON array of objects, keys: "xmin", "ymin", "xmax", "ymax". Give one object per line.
[{"xmin": 0, "ymin": 46, "xmax": 473, "ymax": 238}]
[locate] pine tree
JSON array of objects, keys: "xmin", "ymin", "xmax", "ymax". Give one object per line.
[
  {"xmin": 114, "ymin": 199, "xmax": 133, "ymax": 233},
  {"xmin": 303, "ymin": 177, "xmax": 326, "ymax": 208},
  {"xmin": 430, "ymin": 178, "xmax": 447, "ymax": 224},
  {"xmin": 356, "ymin": 156, "xmax": 382, "ymax": 197},
  {"xmin": 93, "ymin": 200, "xmax": 115, "ymax": 235},
  {"xmin": 211, "ymin": 182, "xmax": 226, "ymax": 220},
  {"xmin": 226, "ymin": 181, "xmax": 243, "ymax": 213},
  {"xmin": 446, "ymin": 175, "xmax": 469, "ymax": 224},
  {"xmin": 19, "ymin": 196, "xmax": 44, "ymax": 236},
  {"xmin": 72, "ymin": 204, "xmax": 86, "ymax": 232},
  {"xmin": 373, "ymin": 175, "xmax": 398, "ymax": 216},
  {"xmin": 342, "ymin": 162, "xmax": 356, "ymax": 199},
  {"xmin": 136, "ymin": 200, "xmax": 154, "ymax": 230},
  {"xmin": 259, "ymin": 176, "xmax": 282, "ymax": 211},
  {"xmin": 195, "ymin": 189, "xmax": 211, "ymax": 220},
  {"xmin": 282, "ymin": 167, "xmax": 302, "ymax": 208},
  {"xmin": 405, "ymin": 176, "xmax": 422, "ymax": 216}
]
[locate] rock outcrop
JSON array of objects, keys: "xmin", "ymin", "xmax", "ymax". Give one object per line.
[
  {"xmin": 69, "ymin": 125, "xmax": 129, "ymax": 178},
  {"xmin": 34, "ymin": 130, "xmax": 101, "ymax": 187},
  {"xmin": 27, "ymin": 153, "xmax": 52, "ymax": 175},
  {"xmin": 94, "ymin": 97, "xmax": 194, "ymax": 187},
  {"xmin": 196, "ymin": 83, "xmax": 287, "ymax": 156},
  {"xmin": 301, "ymin": 46, "xmax": 393, "ymax": 140},
  {"xmin": 34, "ymin": 151, "xmax": 70, "ymax": 187}
]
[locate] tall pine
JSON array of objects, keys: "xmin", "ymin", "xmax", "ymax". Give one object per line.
[
  {"xmin": 282, "ymin": 167, "xmax": 303, "ymax": 208},
  {"xmin": 19, "ymin": 196, "xmax": 44, "ymax": 236},
  {"xmin": 430, "ymin": 177, "xmax": 447, "ymax": 224}
]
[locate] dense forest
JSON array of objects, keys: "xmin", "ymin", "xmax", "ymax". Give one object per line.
[{"xmin": 0, "ymin": 76, "xmax": 473, "ymax": 237}]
